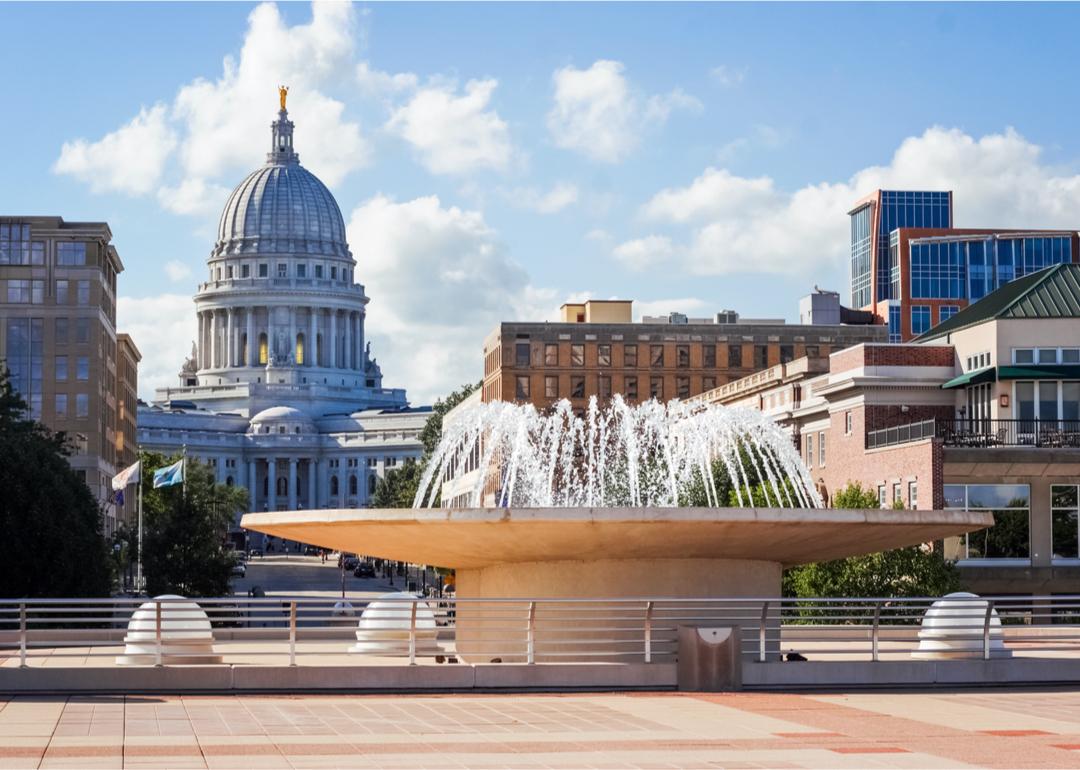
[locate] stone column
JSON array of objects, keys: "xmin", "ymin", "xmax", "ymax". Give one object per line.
[
  {"xmin": 357, "ymin": 312, "xmax": 365, "ymax": 372},
  {"xmin": 246, "ymin": 309, "xmax": 255, "ymax": 367},
  {"xmin": 288, "ymin": 458, "xmax": 298, "ymax": 510},
  {"xmin": 329, "ymin": 310, "xmax": 337, "ymax": 369},
  {"xmin": 196, "ymin": 312, "xmax": 204, "ymax": 369},
  {"xmin": 308, "ymin": 459, "xmax": 317, "ymax": 508},
  {"xmin": 226, "ymin": 309, "xmax": 234, "ymax": 368},
  {"xmin": 288, "ymin": 307, "xmax": 296, "ymax": 364},
  {"xmin": 267, "ymin": 306, "xmax": 275, "ymax": 363},
  {"xmin": 309, "ymin": 309, "xmax": 317, "ymax": 368},
  {"xmin": 248, "ymin": 459, "xmax": 257, "ymax": 510},
  {"xmin": 267, "ymin": 458, "xmax": 277, "ymax": 511},
  {"xmin": 209, "ymin": 311, "xmax": 218, "ymax": 369},
  {"xmin": 344, "ymin": 312, "xmax": 352, "ymax": 370}
]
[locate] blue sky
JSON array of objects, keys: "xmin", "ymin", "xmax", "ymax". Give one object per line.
[{"xmin": 4, "ymin": 1, "xmax": 1080, "ymax": 402}]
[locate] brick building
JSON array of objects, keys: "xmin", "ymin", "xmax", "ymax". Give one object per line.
[
  {"xmin": 849, "ymin": 189, "xmax": 1079, "ymax": 342},
  {"xmin": 0, "ymin": 216, "xmax": 138, "ymax": 535},
  {"xmin": 482, "ymin": 298, "xmax": 885, "ymax": 409},
  {"xmin": 699, "ymin": 264, "xmax": 1080, "ymax": 596}
]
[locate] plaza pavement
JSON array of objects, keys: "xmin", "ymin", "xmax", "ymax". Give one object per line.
[{"xmin": 2, "ymin": 689, "xmax": 1080, "ymax": 769}]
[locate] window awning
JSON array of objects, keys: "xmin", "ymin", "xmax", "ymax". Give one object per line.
[
  {"xmin": 998, "ymin": 364, "xmax": 1080, "ymax": 380},
  {"xmin": 941, "ymin": 366, "xmax": 997, "ymax": 390}
]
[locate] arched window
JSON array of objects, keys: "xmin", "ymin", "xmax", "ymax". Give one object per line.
[
  {"xmin": 295, "ymin": 332, "xmax": 305, "ymax": 365},
  {"xmin": 277, "ymin": 477, "xmax": 287, "ymax": 497},
  {"xmin": 349, "ymin": 474, "xmax": 358, "ymax": 496},
  {"xmin": 330, "ymin": 475, "xmax": 339, "ymax": 496},
  {"xmin": 259, "ymin": 333, "xmax": 268, "ymax": 364},
  {"xmin": 226, "ymin": 476, "xmax": 234, "ymax": 487},
  {"xmin": 278, "ymin": 426, "xmax": 285, "ymax": 434},
  {"xmin": 368, "ymin": 475, "xmax": 377, "ymax": 495}
]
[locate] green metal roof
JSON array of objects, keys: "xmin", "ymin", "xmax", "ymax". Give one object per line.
[
  {"xmin": 998, "ymin": 364, "xmax": 1080, "ymax": 380},
  {"xmin": 941, "ymin": 366, "xmax": 997, "ymax": 390},
  {"xmin": 917, "ymin": 263, "xmax": 1080, "ymax": 342}
]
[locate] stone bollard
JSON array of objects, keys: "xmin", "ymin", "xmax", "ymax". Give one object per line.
[{"xmin": 677, "ymin": 625, "xmax": 742, "ymax": 692}]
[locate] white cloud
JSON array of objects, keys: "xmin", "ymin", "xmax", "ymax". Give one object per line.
[
  {"xmin": 638, "ymin": 126, "xmax": 1080, "ymax": 276},
  {"xmin": 163, "ymin": 260, "xmax": 193, "ymax": 282},
  {"xmin": 716, "ymin": 124, "xmax": 787, "ymax": 162},
  {"xmin": 503, "ymin": 182, "xmax": 579, "ymax": 214},
  {"xmin": 347, "ymin": 195, "xmax": 553, "ymax": 403},
  {"xmin": 157, "ymin": 178, "xmax": 230, "ymax": 217},
  {"xmin": 56, "ymin": 2, "xmax": 370, "ymax": 211},
  {"xmin": 386, "ymin": 78, "xmax": 512, "ymax": 174},
  {"xmin": 356, "ymin": 61, "xmax": 418, "ymax": 95},
  {"xmin": 710, "ymin": 65, "xmax": 747, "ymax": 87},
  {"xmin": 547, "ymin": 60, "xmax": 699, "ymax": 163},
  {"xmin": 54, "ymin": 105, "xmax": 177, "ymax": 195},
  {"xmin": 117, "ymin": 294, "xmax": 197, "ymax": 399},
  {"xmin": 585, "ymin": 228, "xmax": 612, "ymax": 244},
  {"xmin": 612, "ymin": 235, "xmax": 676, "ymax": 271}
]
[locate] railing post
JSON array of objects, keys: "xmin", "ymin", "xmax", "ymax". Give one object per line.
[
  {"xmin": 288, "ymin": 601, "xmax": 297, "ymax": 666},
  {"xmin": 526, "ymin": 602, "xmax": 536, "ymax": 665},
  {"xmin": 644, "ymin": 601, "xmax": 654, "ymax": 664},
  {"xmin": 19, "ymin": 603, "xmax": 27, "ymax": 668},
  {"xmin": 154, "ymin": 600, "xmax": 163, "ymax": 667},
  {"xmin": 983, "ymin": 600, "xmax": 995, "ymax": 660},
  {"xmin": 408, "ymin": 600, "xmax": 417, "ymax": 665},
  {"xmin": 759, "ymin": 601, "xmax": 770, "ymax": 663},
  {"xmin": 872, "ymin": 602, "xmax": 881, "ymax": 662}
]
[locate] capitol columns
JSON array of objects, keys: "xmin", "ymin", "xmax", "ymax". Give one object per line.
[
  {"xmin": 288, "ymin": 458, "xmax": 298, "ymax": 509},
  {"xmin": 308, "ymin": 459, "xmax": 317, "ymax": 507},
  {"xmin": 309, "ymin": 309, "xmax": 317, "ymax": 367},
  {"xmin": 344, "ymin": 311, "xmax": 352, "ymax": 370},
  {"xmin": 267, "ymin": 459, "xmax": 277, "ymax": 510},
  {"xmin": 247, "ymin": 459, "xmax": 257, "ymax": 510},
  {"xmin": 288, "ymin": 307, "xmax": 296, "ymax": 364},
  {"xmin": 329, "ymin": 310, "xmax": 337, "ymax": 369},
  {"xmin": 246, "ymin": 309, "xmax": 255, "ymax": 367},
  {"xmin": 226, "ymin": 309, "xmax": 234, "ymax": 367},
  {"xmin": 209, "ymin": 310, "xmax": 218, "ymax": 369}
]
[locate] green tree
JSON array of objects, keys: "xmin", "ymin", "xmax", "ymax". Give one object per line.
[
  {"xmin": 782, "ymin": 481, "xmax": 960, "ymax": 602},
  {"xmin": 0, "ymin": 368, "xmax": 111, "ymax": 597},
  {"xmin": 679, "ymin": 445, "xmax": 800, "ymax": 508},
  {"xmin": 375, "ymin": 381, "xmax": 481, "ymax": 508},
  {"xmin": 140, "ymin": 451, "xmax": 248, "ymax": 597}
]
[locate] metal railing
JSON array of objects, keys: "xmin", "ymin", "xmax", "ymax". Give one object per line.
[
  {"xmin": 937, "ymin": 419, "xmax": 1080, "ymax": 448},
  {"xmin": 3, "ymin": 595, "xmax": 1080, "ymax": 667},
  {"xmin": 866, "ymin": 418, "xmax": 937, "ymax": 449}
]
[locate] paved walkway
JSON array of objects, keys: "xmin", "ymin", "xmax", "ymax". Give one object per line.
[{"xmin": 2, "ymin": 690, "xmax": 1080, "ymax": 768}]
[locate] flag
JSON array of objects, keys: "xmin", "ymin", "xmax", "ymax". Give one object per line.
[
  {"xmin": 111, "ymin": 460, "xmax": 141, "ymax": 491},
  {"xmin": 112, "ymin": 489, "xmax": 125, "ymax": 507},
  {"xmin": 153, "ymin": 459, "xmax": 184, "ymax": 489}
]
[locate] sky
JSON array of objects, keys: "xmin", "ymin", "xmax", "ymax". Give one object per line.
[{"xmin": 4, "ymin": 1, "xmax": 1080, "ymax": 404}]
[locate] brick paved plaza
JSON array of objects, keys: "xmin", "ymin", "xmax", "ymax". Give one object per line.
[{"xmin": 2, "ymin": 690, "xmax": 1080, "ymax": 769}]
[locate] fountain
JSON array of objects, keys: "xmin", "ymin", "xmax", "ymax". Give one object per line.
[{"xmin": 242, "ymin": 398, "xmax": 993, "ymax": 659}]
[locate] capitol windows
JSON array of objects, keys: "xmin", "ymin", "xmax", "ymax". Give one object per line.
[
  {"xmin": 330, "ymin": 266, "xmax": 337, "ymax": 280},
  {"xmin": 259, "ymin": 263, "xmax": 268, "ymax": 278},
  {"xmin": 368, "ymin": 475, "xmax": 377, "ymax": 495},
  {"xmin": 259, "ymin": 333, "xmax": 268, "ymax": 364},
  {"xmin": 241, "ymin": 264, "xmax": 250, "ymax": 278},
  {"xmin": 315, "ymin": 264, "xmax": 323, "ymax": 279},
  {"xmin": 295, "ymin": 333, "xmax": 305, "ymax": 365},
  {"xmin": 227, "ymin": 266, "xmax": 234, "ymax": 279},
  {"xmin": 329, "ymin": 476, "xmax": 339, "ymax": 496},
  {"xmin": 349, "ymin": 475, "xmax": 358, "ymax": 496},
  {"xmin": 297, "ymin": 263, "xmax": 306, "ymax": 278},
  {"xmin": 277, "ymin": 263, "xmax": 287, "ymax": 278}
]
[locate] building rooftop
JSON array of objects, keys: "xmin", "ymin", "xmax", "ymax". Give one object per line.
[{"xmin": 917, "ymin": 263, "xmax": 1080, "ymax": 341}]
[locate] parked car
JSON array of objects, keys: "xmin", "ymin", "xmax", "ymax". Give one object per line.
[
  {"xmin": 248, "ymin": 548, "xmax": 263, "ymax": 558},
  {"xmin": 342, "ymin": 556, "xmax": 360, "ymax": 571},
  {"xmin": 353, "ymin": 562, "xmax": 376, "ymax": 579},
  {"xmin": 230, "ymin": 562, "xmax": 247, "ymax": 578}
]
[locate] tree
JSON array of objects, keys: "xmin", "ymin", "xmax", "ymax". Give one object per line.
[
  {"xmin": 782, "ymin": 481, "xmax": 960, "ymax": 601},
  {"xmin": 374, "ymin": 381, "xmax": 481, "ymax": 509},
  {"xmin": 0, "ymin": 368, "xmax": 111, "ymax": 597},
  {"xmin": 140, "ymin": 451, "xmax": 248, "ymax": 597}
]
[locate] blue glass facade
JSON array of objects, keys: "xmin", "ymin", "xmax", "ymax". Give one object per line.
[
  {"xmin": 911, "ymin": 306, "xmax": 931, "ymax": 336},
  {"xmin": 910, "ymin": 235, "xmax": 1072, "ymax": 301},
  {"xmin": 875, "ymin": 191, "xmax": 951, "ymax": 301},
  {"xmin": 888, "ymin": 305, "xmax": 901, "ymax": 343},
  {"xmin": 850, "ymin": 205, "xmax": 872, "ymax": 308}
]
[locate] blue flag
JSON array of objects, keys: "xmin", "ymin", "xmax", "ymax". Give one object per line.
[{"xmin": 153, "ymin": 459, "xmax": 184, "ymax": 489}]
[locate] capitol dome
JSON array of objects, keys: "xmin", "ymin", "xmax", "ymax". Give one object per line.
[
  {"xmin": 249, "ymin": 405, "xmax": 316, "ymax": 435},
  {"xmin": 211, "ymin": 108, "xmax": 349, "ymax": 259}
]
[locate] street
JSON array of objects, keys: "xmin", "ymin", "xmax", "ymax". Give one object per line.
[{"xmin": 232, "ymin": 554, "xmax": 405, "ymax": 599}]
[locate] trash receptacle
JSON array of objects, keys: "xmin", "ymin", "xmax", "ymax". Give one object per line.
[{"xmin": 677, "ymin": 625, "xmax": 742, "ymax": 692}]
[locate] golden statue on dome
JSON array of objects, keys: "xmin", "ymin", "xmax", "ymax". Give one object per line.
[{"xmin": 278, "ymin": 85, "xmax": 289, "ymax": 111}]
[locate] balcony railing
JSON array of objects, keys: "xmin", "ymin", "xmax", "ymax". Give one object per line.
[
  {"xmin": 866, "ymin": 418, "xmax": 936, "ymax": 450},
  {"xmin": 938, "ymin": 419, "xmax": 1080, "ymax": 448}
]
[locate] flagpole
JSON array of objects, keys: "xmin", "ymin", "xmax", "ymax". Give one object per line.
[
  {"xmin": 136, "ymin": 472, "xmax": 144, "ymax": 594},
  {"xmin": 181, "ymin": 445, "xmax": 187, "ymax": 500}
]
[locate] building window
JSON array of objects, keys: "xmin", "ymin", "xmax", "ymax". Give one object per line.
[
  {"xmin": 545, "ymin": 375, "xmax": 558, "ymax": 399},
  {"xmin": 806, "ymin": 434, "xmax": 814, "ymax": 468},
  {"xmin": 297, "ymin": 263, "xmax": 306, "ymax": 278},
  {"xmin": 56, "ymin": 280, "xmax": 68, "ymax": 305},
  {"xmin": 939, "ymin": 305, "xmax": 960, "ymax": 323},
  {"xmin": 728, "ymin": 344, "xmax": 742, "ymax": 368},
  {"xmin": 625, "ymin": 376, "xmax": 639, "ymax": 401},
  {"xmin": 702, "ymin": 376, "xmax": 716, "ymax": 391},
  {"xmin": 650, "ymin": 345, "xmax": 664, "ymax": 367},
  {"xmin": 315, "ymin": 264, "xmax": 323, "ymax": 279},
  {"xmin": 877, "ymin": 485, "xmax": 887, "ymax": 508},
  {"xmin": 599, "ymin": 375, "xmax": 612, "ymax": 399},
  {"xmin": 571, "ymin": 344, "xmax": 584, "ymax": 367},
  {"xmin": 5, "ymin": 318, "xmax": 43, "ymax": 418},
  {"xmin": 349, "ymin": 475, "xmax": 358, "ymax": 495},
  {"xmin": 55, "ymin": 393, "xmax": 67, "ymax": 418},
  {"xmin": 330, "ymin": 476, "xmax": 339, "ymax": 496},
  {"xmin": 911, "ymin": 306, "xmax": 931, "ymax": 336},
  {"xmin": 1052, "ymin": 485, "xmax": 1079, "ymax": 561},
  {"xmin": 908, "ymin": 481, "xmax": 918, "ymax": 509},
  {"xmin": 780, "ymin": 345, "xmax": 794, "ymax": 364},
  {"xmin": 676, "ymin": 376, "xmax": 690, "ymax": 399},
  {"xmin": 6, "ymin": 279, "xmax": 31, "ymax": 303},
  {"xmin": 258, "ymin": 263, "xmax": 268, "ymax": 277},
  {"xmin": 77, "ymin": 280, "xmax": 90, "ymax": 306},
  {"xmin": 76, "ymin": 393, "xmax": 89, "ymax": 418},
  {"xmin": 32, "ymin": 281, "xmax": 44, "ymax": 304},
  {"xmin": 331, "ymin": 266, "xmax": 338, "ymax": 280},
  {"xmin": 241, "ymin": 264, "xmax": 250, "ymax": 278},
  {"xmin": 55, "ymin": 356, "xmax": 67, "ymax": 382},
  {"xmin": 277, "ymin": 263, "xmax": 287, "ymax": 278},
  {"xmin": 676, "ymin": 345, "xmax": 689, "ymax": 368},
  {"xmin": 754, "ymin": 345, "xmax": 768, "ymax": 368},
  {"xmin": 75, "ymin": 319, "xmax": 89, "ymax": 344},
  {"xmin": 259, "ymin": 333, "xmax": 268, "ymax": 364},
  {"xmin": 650, "ymin": 376, "xmax": 663, "ymax": 401},
  {"xmin": 943, "ymin": 484, "xmax": 1030, "ymax": 560},
  {"xmin": 544, "ymin": 343, "xmax": 558, "ymax": 366},
  {"xmin": 893, "ymin": 483, "xmax": 902, "ymax": 505},
  {"xmin": 598, "ymin": 344, "xmax": 611, "ymax": 367},
  {"xmin": 515, "ymin": 342, "xmax": 530, "ymax": 368},
  {"xmin": 0, "ymin": 224, "xmax": 32, "ymax": 264},
  {"xmin": 805, "ymin": 344, "xmax": 820, "ymax": 358},
  {"xmin": 515, "ymin": 375, "xmax": 530, "ymax": 400},
  {"xmin": 624, "ymin": 344, "xmax": 637, "ymax": 367},
  {"xmin": 703, "ymin": 345, "xmax": 716, "ymax": 368},
  {"xmin": 845, "ymin": 411, "xmax": 853, "ymax": 435},
  {"xmin": 818, "ymin": 432, "xmax": 826, "ymax": 467},
  {"xmin": 57, "ymin": 242, "xmax": 87, "ymax": 266},
  {"xmin": 570, "ymin": 375, "xmax": 585, "ymax": 398}
]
